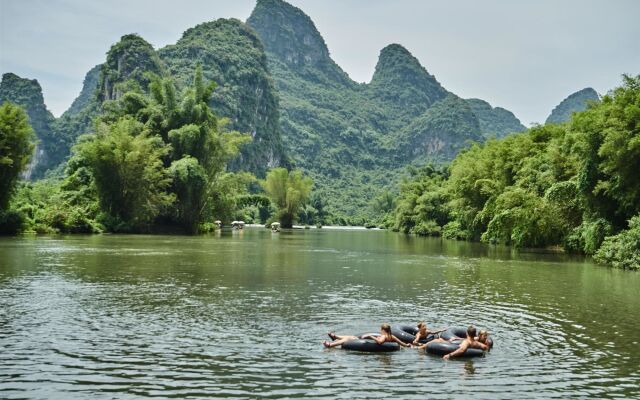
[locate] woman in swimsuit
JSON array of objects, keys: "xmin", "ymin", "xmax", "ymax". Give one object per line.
[{"xmin": 324, "ymin": 323, "xmax": 412, "ymax": 348}]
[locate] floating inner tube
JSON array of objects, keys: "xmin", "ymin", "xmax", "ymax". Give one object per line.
[
  {"xmin": 425, "ymin": 340, "xmax": 485, "ymax": 358},
  {"xmin": 440, "ymin": 328, "xmax": 463, "ymax": 341},
  {"xmin": 341, "ymin": 333, "xmax": 400, "ymax": 353},
  {"xmin": 440, "ymin": 327, "xmax": 494, "ymax": 348},
  {"xmin": 391, "ymin": 325, "xmax": 435, "ymax": 344}
]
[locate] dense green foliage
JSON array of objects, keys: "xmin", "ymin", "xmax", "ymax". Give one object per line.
[
  {"xmin": 77, "ymin": 118, "xmax": 174, "ymax": 231},
  {"xmin": 389, "ymin": 75, "xmax": 640, "ymax": 269},
  {"xmin": 594, "ymin": 216, "xmax": 640, "ymax": 270},
  {"xmin": 78, "ymin": 66, "xmax": 250, "ymax": 232},
  {"xmin": 247, "ymin": 0, "xmax": 525, "ymax": 221},
  {"xmin": 546, "ymin": 87, "xmax": 600, "ymax": 124},
  {"xmin": 42, "ymin": 24, "xmax": 286, "ymax": 180},
  {"xmin": 4, "ymin": 66, "xmax": 263, "ymax": 235},
  {"xmin": 98, "ymin": 34, "xmax": 165, "ymax": 102},
  {"xmin": 261, "ymin": 167, "xmax": 313, "ymax": 227},
  {"xmin": 0, "ymin": 102, "xmax": 35, "ymax": 209}
]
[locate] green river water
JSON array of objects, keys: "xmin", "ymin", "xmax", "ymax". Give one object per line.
[{"xmin": 0, "ymin": 228, "xmax": 639, "ymax": 399}]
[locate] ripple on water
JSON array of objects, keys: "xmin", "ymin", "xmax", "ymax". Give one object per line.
[{"xmin": 0, "ymin": 233, "xmax": 639, "ymax": 399}]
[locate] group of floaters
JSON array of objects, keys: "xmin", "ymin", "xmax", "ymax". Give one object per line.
[{"xmin": 323, "ymin": 322, "xmax": 493, "ymax": 359}]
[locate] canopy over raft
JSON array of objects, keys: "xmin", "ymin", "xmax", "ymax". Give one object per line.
[{"xmin": 231, "ymin": 221, "xmax": 245, "ymax": 229}]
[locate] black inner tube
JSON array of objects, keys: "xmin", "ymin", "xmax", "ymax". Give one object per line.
[
  {"xmin": 425, "ymin": 340, "xmax": 485, "ymax": 358},
  {"xmin": 341, "ymin": 333, "xmax": 400, "ymax": 352}
]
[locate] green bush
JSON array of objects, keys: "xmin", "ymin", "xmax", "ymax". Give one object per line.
[
  {"xmin": 565, "ymin": 219, "xmax": 613, "ymax": 255},
  {"xmin": 411, "ymin": 220, "xmax": 441, "ymax": 236},
  {"xmin": 442, "ymin": 221, "xmax": 469, "ymax": 240},
  {"xmin": 594, "ymin": 216, "xmax": 640, "ymax": 270}
]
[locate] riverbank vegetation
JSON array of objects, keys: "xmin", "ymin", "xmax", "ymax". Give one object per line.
[
  {"xmin": 385, "ymin": 75, "xmax": 640, "ymax": 269},
  {"xmin": 1, "ymin": 67, "xmax": 315, "ymax": 234}
]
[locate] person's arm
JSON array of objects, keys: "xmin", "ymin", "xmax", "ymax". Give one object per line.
[
  {"xmin": 471, "ymin": 341, "xmax": 489, "ymax": 351},
  {"xmin": 426, "ymin": 328, "xmax": 447, "ymax": 336},
  {"xmin": 392, "ymin": 335, "xmax": 412, "ymax": 348},
  {"xmin": 360, "ymin": 334, "xmax": 373, "ymax": 340},
  {"xmin": 443, "ymin": 341, "xmax": 469, "ymax": 360},
  {"xmin": 372, "ymin": 335, "xmax": 386, "ymax": 345},
  {"xmin": 412, "ymin": 332, "xmax": 422, "ymax": 345}
]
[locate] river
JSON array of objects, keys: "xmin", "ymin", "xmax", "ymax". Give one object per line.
[{"xmin": 0, "ymin": 229, "xmax": 638, "ymax": 399}]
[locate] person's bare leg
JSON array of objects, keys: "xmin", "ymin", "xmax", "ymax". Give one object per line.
[
  {"xmin": 323, "ymin": 336, "xmax": 358, "ymax": 348},
  {"xmin": 328, "ymin": 333, "xmax": 349, "ymax": 340}
]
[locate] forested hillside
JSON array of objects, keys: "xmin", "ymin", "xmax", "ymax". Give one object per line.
[{"xmin": 247, "ymin": 0, "xmax": 525, "ymax": 221}]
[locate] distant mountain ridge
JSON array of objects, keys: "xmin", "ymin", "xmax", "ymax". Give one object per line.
[{"xmin": 546, "ymin": 87, "xmax": 600, "ymax": 124}]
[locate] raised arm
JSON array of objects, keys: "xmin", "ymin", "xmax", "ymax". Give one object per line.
[{"xmin": 427, "ymin": 327, "xmax": 447, "ymax": 335}]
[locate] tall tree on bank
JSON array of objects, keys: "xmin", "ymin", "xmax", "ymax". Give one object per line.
[
  {"xmin": 76, "ymin": 118, "xmax": 173, "ymax": 231},
  {"xmin": 262, "ymin": 168, "xmax": 313, "ymax": 228},
  {"xmin": 76, "ymin": 66, "xmax": 249, "ymax": 233},
  {"xmin": 0, "ymin": 102, "xmax": 35, "ymax": 209}
]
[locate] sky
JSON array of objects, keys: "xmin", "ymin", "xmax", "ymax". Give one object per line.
[{"xmin": 1, "ymin": 0, "xmax": 638, "ymax": 125}]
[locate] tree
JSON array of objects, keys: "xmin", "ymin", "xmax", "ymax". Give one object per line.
[
  {"xmin": 91, "ymin": 66, "xmax": 250, "ymax": 233},
  {"xmin": 77, "ymin": 117, "xmax": 173, "ymax": 231},
  {"xmin": 261, "ymin": 168, "xmax": 313, "ymax": 228},
  {"xmin": 0, "ymin": 102, "xmax": 35, "ymax": 209}
]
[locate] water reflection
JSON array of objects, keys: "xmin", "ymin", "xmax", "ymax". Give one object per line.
[{"xmin": 463, "ymin": 360, "xmax": 476, "ymax": 375}]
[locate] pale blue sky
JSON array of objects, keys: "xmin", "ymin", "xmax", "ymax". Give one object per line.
[{"xmin": 1, "ymin": 0, "xmax": 638, "ymax": 124}]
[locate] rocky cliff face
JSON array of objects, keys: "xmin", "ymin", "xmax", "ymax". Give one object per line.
[
  {"xmin": 63, "ymin": 64, "xmax": 101, "ymax": 118},
  {"xmin": 369, "ymin": 44, "xmax": 449, "ymax": 119},
  {"xmin": 546, "ymin": 87, "xmax": 600, "ymax": 124},
  {"xmin": 247, "ymin": 0, "xmax": 352, "ymax": 86},
  {"xmin": 247, "ymin": 0, "xmax": 329, "ymax": 67},
  {"xmin": 0, "ymin": 73, "xmax": 59, "ymax": 179},
  {"xmin": 98, "ymin": 34, "xmax": 165, "ymax": 102},
  {"xmin": 159, "ymin": 18, "xmax": 287, "ymax": 175}
]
